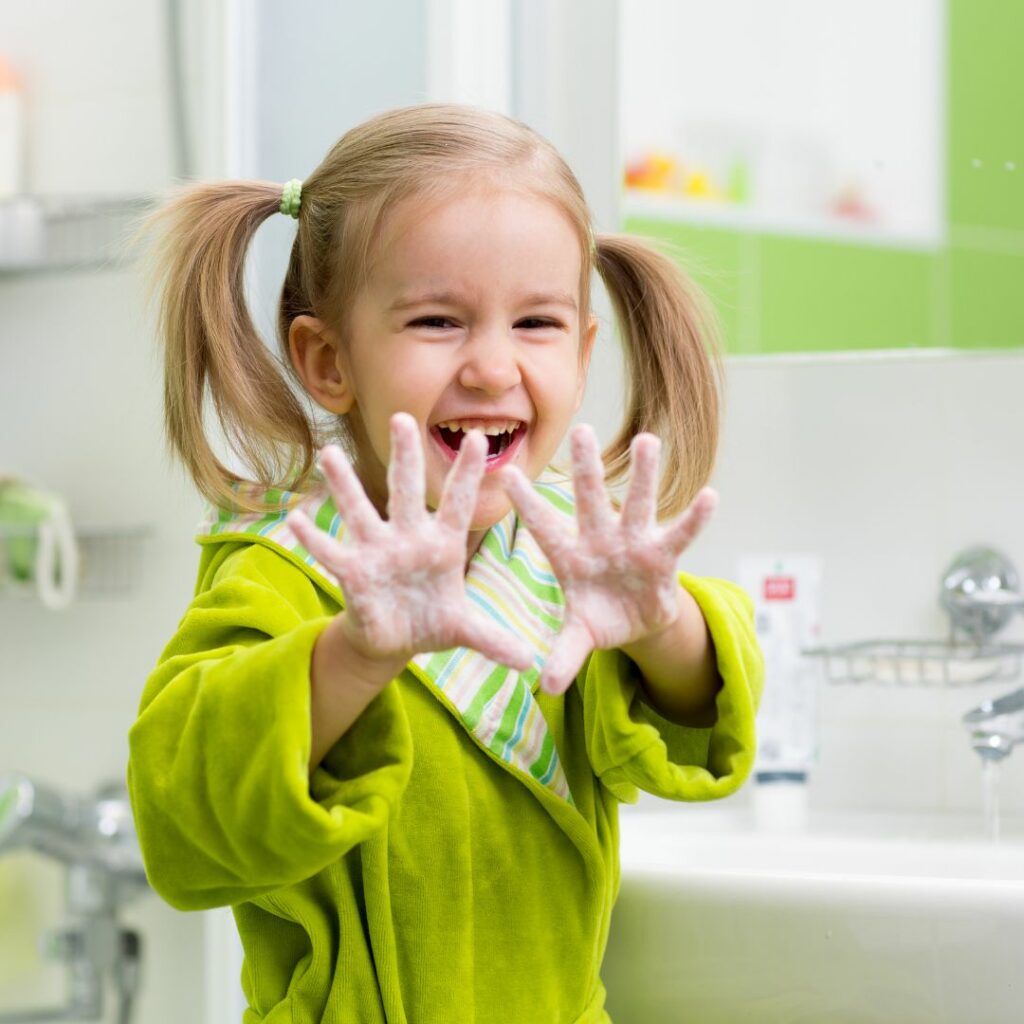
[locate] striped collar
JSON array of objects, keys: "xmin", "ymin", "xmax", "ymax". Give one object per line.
[{"xmin": 195, "ymin": 466, "xmax": 578, "ymax": 805}]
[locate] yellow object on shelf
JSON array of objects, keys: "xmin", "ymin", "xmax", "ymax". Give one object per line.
[{"xmin": 683, "ymin": 169, "xmax": 726, "ymax": 200}]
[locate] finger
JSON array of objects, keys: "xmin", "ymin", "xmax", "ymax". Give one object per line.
[
  {"xmin": 661, "ymin": 486, "xmax": 719, "ymax": 556},
  {"xmin": 386, "ymin": 412, "xmax": 427, "ymax": 529},
  {"xmin": 500, "ymin": 465, "xmax": 572, "ymax": 569},
  {"xmin": 436, "ymin": 430, "xmax": 487, "ymax": 533},
  {"xmin": 285, "ymin": 506, "xmax": 353, "ymax": 573},
  {"xmin": 619, "ymin": 433, "xmax": 660, "ymax": 534},
  {"xmin": 455, "ymin": 608, "xmax": 535, "ymax": 673},
  {"xmin": 318, "ymin": 444, "xmax": 385, "ymax": 543},
  {"xmin": 539, "ymin": 617, "xmax": 594, "ymax": 696},
  {"xmin": 570, "ymin": 424, "xmax": 614, "ymax": 535}
]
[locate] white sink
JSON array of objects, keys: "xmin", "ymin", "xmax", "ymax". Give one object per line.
[{"xmin": 603, "ymin": 803, "xmax": 1024, "ymax": 1024}]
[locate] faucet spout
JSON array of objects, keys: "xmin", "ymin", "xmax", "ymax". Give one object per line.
[{"xmin": 963, "ymin": 686, "xmax": 1024, "ymax": 762}]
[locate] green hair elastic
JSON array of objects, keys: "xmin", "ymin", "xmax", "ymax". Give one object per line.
[{"xmin": 280, "ymin": 179, "xmax": 302, "ymax": 218}]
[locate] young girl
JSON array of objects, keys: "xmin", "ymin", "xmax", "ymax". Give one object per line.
[{"xmin": 127, "ymin": 103, "xmax": 763, "ymax": 1024}]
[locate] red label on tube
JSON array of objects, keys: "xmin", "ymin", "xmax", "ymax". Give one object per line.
[{"xmin": 764, "ymin": 576, "xmax": 796, "ymax": 601}]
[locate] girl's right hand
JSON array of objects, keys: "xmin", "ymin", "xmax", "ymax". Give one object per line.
[{"xmin": 285, "ymin": 412, "xmax": 535, "ymax": 674}]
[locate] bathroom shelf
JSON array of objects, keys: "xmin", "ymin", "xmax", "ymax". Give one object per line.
[
  {"xmin": 801, "ymin": 638, "xmax": 1024, "ymax": 688},
  {"xmin": 622, "ymin": 190, "xmax": 944, "ymax": 251},
  {"xmin": 0, "ymin": 194, "xmax": 156, "ymax": 275},
  {"xmin": 0, "ymin": 524, "xmax": 154, "ymax": 599}
]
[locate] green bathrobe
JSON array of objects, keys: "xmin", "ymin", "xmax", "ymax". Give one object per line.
[{"xmin": 126, "ymin": 469, "xmax": 763, "ymax": 1023}]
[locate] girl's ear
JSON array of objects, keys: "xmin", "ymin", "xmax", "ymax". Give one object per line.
[
  {"xmin": 574, "ymin": 315, "xmax": 599, "ymax": 413},
  {"xmin": 288, "ymin": 315, "xmax": 355, "ymax": 415}
]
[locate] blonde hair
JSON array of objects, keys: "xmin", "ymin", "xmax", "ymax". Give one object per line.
[{"xmin": 139, "ymin": 103, "xmax": 725, "ymax": 519}]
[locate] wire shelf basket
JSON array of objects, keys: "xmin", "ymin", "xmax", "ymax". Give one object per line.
[
  {"xmin": 0, "ymin": 195, "xmax": 155, "ymax": 274},
  {"xmin": 75, "ymin": 525, "xmax": 154, "ymax": 597},
  {"xmin": 801, "ymin": 638, "xmax": 1024, "ymax": 687},
  {"xmin": 0, "ymin": 524, "xmax": 153, "ymax": 600},
  {"xmin": 798, "ymin": 547, "xmax": 1024, "ymax": 689}
]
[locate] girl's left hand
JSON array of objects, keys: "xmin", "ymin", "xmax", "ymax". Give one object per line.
[{"xmin": 500, "ymin": 423, "xmax": 718, "ymax": 696}]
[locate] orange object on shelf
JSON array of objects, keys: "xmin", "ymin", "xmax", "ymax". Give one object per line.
[
  {"xmin": 624, "ymin": 151, "xmax": 680, "ymax": 191},
  {"xmin": 624, "ymin": 150, "xmax": 730, "ymax": 202}
]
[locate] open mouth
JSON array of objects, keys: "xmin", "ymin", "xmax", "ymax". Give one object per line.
[{"xmin": 430, "ymin": 422, "xmax": 528, "ymax": 469}]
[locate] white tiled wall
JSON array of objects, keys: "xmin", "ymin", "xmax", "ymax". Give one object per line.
[
  {"xmin": 2, "ymin": 2, "xmax": 1024, "ymax": 1022},
  {"xmin": 667, "ymin": 350, "xmax": 1024, "ymax": 818}
]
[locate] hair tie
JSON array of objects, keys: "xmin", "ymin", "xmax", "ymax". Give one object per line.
[{"xmin": 280, "ymin": 179, "xmax": 303, "ymax": 219}]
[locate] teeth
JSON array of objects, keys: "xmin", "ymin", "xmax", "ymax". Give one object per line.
[{"xmin": 436, "ymin": 420, "xmax": 522, "ymax": 436}]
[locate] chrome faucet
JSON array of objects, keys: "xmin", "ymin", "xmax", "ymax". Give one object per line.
[
  {"xmin": 963, "ymin": 687, "xmax": 1024, "ymax": 762},
  {"xmin": 0, "ymin": 773, "xmax": 150, "ymax": 1024},
  {"xmin": 942, "ymin": 546, "xmax": 1024, "ymax": 764}
]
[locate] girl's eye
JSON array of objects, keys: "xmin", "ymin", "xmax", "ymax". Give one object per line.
[
  {"xmin": 410, "ymin": 317, "xmax": 456, "ymax": 329},
  {"xmin": 409, "ymin": 317, "xmax": 561, "ymax": 330}
]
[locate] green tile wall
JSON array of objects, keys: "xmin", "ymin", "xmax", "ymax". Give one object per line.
[{"xmin": 623, "ymin": 0, "xmax": 1024, "ymax": 354}]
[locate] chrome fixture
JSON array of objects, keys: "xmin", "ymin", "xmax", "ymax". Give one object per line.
[
  {"xmin": 0, "ymin": 774, "xmax": 149, "ymax": 1024},
  {"xmin": 940, "ymin": 545, "xmax": 1024, "ymax": 644},
  {"xmin": 800, "ymin": 543, "xmax": 1024, "ymax": 761},
  {"xmin": 946, "ymin": 547, "xmax": 1024, "ymax": 764},
  {"xmin": 963, "ymin": 686, "xmax": 1024, "ymax": 762}
]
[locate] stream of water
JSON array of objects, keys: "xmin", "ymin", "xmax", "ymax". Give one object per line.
[{"xmin": 982, "ymin": 758, "xmax": 1002, "ymax": 843}]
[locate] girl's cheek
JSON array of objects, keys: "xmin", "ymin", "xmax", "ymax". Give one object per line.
[
  {"xmin": 536, "ymin": 337, "xmax": 581, "ymax": 370},
  {"xmin": 396, "ymin": 351, "xmax": 450, "ymax": 395},
  {"xmin": 523, "ymin": 349, "xmax": 580, "ymax": 396}
]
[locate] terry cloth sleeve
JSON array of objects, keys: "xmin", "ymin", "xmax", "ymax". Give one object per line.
[
  {"xmin": 126, "ymin": 541, "xmax": 413, "ymax": 912},
  {"xmin": 579, "ymin": 571, "xmax": 763, "ymax": 804}
]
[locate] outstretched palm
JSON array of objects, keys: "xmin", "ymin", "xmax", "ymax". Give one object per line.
[
  {"xmin": 286, "ymin": 412, "xmax": 534, "ymax": 673},
  {"xmin": 500, "ymin": 423, "xmax": 717, "ymax": 696}
]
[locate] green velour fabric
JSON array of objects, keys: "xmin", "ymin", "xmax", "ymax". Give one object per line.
[{"xmin": 127, "ymin": 539, "xmax": 763, "ymax": 1023}]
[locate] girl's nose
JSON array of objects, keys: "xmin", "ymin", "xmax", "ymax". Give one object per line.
[{"xmin": 456, "ymin": 329, "xmax": 522, "ymax": 393}]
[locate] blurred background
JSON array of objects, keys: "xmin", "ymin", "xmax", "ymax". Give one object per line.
[{"xmin": 1, "ymin": 1, "xmax": 1022, "ymax": 1021}]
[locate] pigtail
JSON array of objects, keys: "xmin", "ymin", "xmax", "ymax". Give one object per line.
[
  {"xmin": 593, "ymin": 233, "xmax": 725, "ymax": 522},
  {"xmin": 137, "ymin": 181, "xmax": 317, "ymax": 514}
]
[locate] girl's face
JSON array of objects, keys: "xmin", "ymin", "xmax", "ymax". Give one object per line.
[{"xmin": 336, "ymin": 186, "xmax": 597, "ymax": 552}]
